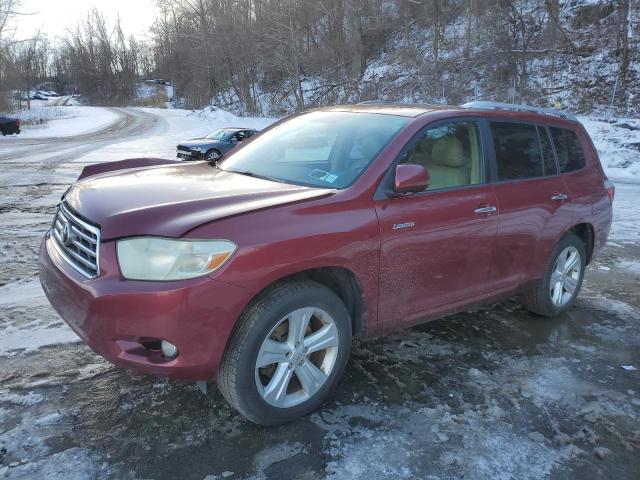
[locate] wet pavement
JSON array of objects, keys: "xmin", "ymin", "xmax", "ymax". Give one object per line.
[{"xmin": 1, "ymin": 126, "xmax": 639, "ymax": 479}]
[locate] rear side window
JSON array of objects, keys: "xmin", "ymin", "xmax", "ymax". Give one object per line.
[
  {"xmin": 490, "ymin": 122, "xmax": 543, "ymax": 180},
  {"xmin": 549, "ymin": 127, "xmax": 586, "ymax": 173}
]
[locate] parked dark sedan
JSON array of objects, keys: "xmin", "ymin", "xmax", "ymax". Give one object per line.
[
  {"xmin": 177, "ymin": 128, "xmax": 258, "ymax": 161},
  {"xmin": 0, "ymin": 116, "xmax": 20, "ymax": 135}
]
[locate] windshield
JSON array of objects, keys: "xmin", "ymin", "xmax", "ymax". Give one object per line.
[
  {"xmin": 219, "ymin": 111, "xmax": 409, "ymax": 189},
  {"xmin": 204, "ymin": 129, "xmax": 232, "ymax": 140}
]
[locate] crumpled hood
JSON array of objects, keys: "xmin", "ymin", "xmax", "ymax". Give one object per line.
[{"xmin": 64, "ymin": 162, "xmax": 333, "ymax": 240}]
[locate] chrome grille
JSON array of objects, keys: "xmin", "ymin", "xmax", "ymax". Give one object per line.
[{"xmin": 51, "ymin": 202, "xmax": 100, "ymax": 278}]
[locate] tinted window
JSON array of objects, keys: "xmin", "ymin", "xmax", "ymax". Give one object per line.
[
  {"xmin": 399, "ymin": 121, "xmax": 483, "ymax": 191},
  {"xmin": 549, "ymin": 127, "xmax": 586, "ymax": 173},
  {"xmin": 220, "ymin": 111, "xmax": 409, "ymax": 189},
  {"xmin": 538, "ymin": 126, "xmax": 558, "ymax": 176},
  {"xmin": 490, "ymin": 122, "xmax": 543, "ymax": 180},
  {"xmin": 232, "ymin": 131, "xmax": 247, "ymax": 141}
]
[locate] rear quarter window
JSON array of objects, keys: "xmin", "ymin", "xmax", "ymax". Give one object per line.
[{"xmin": 549, "ymin": 127, "xmax": 586, "ymax": 173}]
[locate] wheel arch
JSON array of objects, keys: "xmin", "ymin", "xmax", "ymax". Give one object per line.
[
  {"xmin": 240, "ymin": 266, "xmax": 367, "ymax": 338},
  {"xmin": 206, "ymin": 147, "xmax": 222, "ymax": 158},
  {"xmin": 567, "ymin": 223, "xmax": 595, "ymax": 265}
]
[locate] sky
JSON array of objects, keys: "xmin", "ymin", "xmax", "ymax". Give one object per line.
[{"xmin": 13, "ymin": 0, "xmax": 158, "ymax": 41}]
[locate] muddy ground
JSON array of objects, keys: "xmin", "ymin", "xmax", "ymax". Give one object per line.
[{"xmin": 0, "ymin": 113, "xmax": 639, "ymax": 479}]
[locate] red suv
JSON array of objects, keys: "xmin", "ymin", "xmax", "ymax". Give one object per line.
[{"xmin": 39, "ymin": 102, "xmax": 614, "ymax": 425}]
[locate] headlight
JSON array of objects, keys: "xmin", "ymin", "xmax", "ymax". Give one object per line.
[
  {"xmin": 116, "ymin": 237, "xmax": 237, "ymax": 281},
  {"xmin": 191, "ymin": 146, "xmax": 203, "ymax": 152}
]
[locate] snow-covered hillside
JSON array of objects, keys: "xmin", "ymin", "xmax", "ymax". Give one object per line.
[{"xmin": 580, "ymin": 116, "xmax": 640, "ymax": 182}]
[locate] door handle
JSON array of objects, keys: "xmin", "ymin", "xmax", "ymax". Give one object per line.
[
  {"xmin": 551, "ymin": 193, "xmax": 568, "ymax": 201},
  {"xmin": 474, "ymin": 206, "xmax": 497, "ymax": 214}
]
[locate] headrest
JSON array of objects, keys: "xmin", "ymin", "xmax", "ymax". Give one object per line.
[
  {"xmin": 413, "ymin": 138, "xmax": 430, "ymax": 154},
  {"xmin": 431, "ymin": 137, "xmax": 465, "ymax": 167}
]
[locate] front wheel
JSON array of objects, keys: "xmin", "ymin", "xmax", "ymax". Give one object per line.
[
  {"xmin": 205, "ymin": 149, "xmax": 221, "ymax": 161},
  {"xmin": 521, "ymin": 233, "xmax": 586, "ymax": 317},
  {"xmin": 217, "ymin": 280, "xmax": 352, "ymax": 425}
]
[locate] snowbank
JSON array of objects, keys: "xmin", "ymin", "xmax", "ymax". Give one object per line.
[
  {"xmin": 7, "ymin": 106, "xmax": 120, "ymax": 139},
  {"xmin": 580, "ymin": 116, "xmax": 640, "ymax": 183}
]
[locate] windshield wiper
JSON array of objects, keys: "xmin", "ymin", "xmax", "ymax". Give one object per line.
[{"xmin": 228, "ymin": 169, "xmax": 288, "ymax": 184}]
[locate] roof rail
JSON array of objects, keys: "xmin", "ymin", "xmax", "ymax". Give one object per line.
[{"xmin": 461, "ymin": 101, "xmax": 577, "ymax": 122}]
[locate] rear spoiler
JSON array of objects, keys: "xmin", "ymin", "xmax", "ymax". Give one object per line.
[{"xmin": 77, "ymin": 158, "xmax": 181, "ymax": 181}]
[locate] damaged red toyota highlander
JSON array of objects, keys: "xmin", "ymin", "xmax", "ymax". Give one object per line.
[{"xmin": 40, "ymin": 102, "xmax": 613, "ymax": 425}]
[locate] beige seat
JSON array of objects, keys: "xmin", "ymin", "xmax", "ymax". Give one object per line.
[{"xmin": 426, "ymin": 136, "xmax": 470, "ymax": 190}]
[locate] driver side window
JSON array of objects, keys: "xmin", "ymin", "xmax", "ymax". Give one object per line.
[
  {"xmin": 232, "ymin": 132, "xmax": 246, "ymax": 142},
  {"xmin": 399, "ymin": 121, "xmax": 483, "ymax": 191}
]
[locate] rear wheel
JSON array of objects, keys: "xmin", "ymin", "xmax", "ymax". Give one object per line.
[
  {"xmin": 217, "ymin": 280, "xmax": 352, "ymax": 425},
  {"xmin": 521, "ymin": 233, "xmax": 586, "ymax": 317}
]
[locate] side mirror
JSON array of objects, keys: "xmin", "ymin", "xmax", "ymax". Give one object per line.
[{"xmin": 394, "ymin": 164, "xmax": 429, "ymax": 194}]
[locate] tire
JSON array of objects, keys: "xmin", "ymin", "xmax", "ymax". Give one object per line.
[
  {"xmin": 0, "ymin": 127, "xmax": 5, "ymax": 136},
  {"xmin": 217, "ymin": 280, "xmax": 352, "ymax": 425},
  {"xmin": 521, "ymin": 232, "xmax": 586, "ymax": 317},
  {"xmin": 205, "ymin": 149, "xmax": 221, "ymax": 161}
]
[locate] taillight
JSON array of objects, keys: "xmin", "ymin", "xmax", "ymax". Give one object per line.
[
  {"xmin": 16, "ymin": 119, "xmax": 20, "ymax": 128},
  {"xmin": 604, "ymin": 180, "xmax": 615, "ymax": 203}
]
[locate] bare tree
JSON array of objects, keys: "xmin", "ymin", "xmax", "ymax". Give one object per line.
[{"xmin": 57, "ymin": 9, "xmax": 149, "ymax": 105}]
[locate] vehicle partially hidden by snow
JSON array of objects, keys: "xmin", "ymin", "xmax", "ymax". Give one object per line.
[
  {"xmin": 40, "ymin": 102, "xmax": 613, "ymax": 425},
  {"xmin": 176, "ymin": 127, "xmax": 258, "ymax": 161}
]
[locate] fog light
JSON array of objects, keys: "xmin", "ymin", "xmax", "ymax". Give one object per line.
[{"xmin": 161, "ymin": 340, "xmax": 178, "ymax": 358}]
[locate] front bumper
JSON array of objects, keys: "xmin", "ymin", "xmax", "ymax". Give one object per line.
[
  {"xmin": 39, "ymin": 233, "xmax": 253, "ymax": 380},
  {"xmin": 177, "ymin": 150, "xmax": 192, "ymax": 160},
  {"xmin": 177, "ymin": 150, "xmax": 204, "ymax": 161}
]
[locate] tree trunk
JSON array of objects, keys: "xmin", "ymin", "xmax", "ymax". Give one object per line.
[
  {"xmin": 544, "ymin": 0, "xmax": 560, "ymax": 47},
  {"xmin": 464, "ymin": 0, "xmax": 473, "ymax": 59},
  {"xmin": 619, "ymin": 0, "xmax": 631, "ymax": 104}
]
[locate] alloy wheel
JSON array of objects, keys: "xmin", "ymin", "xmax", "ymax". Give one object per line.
[
  {"xmin": 550, "ymin": 246, "xmax": 581, "ymax": 307},
  {"xmin": 255, "ymin": 307, "xmax": 339, "ymax": 408}
]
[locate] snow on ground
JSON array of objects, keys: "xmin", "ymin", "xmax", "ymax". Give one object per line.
[
  {"xmin": 580, "ymin": 116, "xmax": 640, "ymax": 183},
  {"xmin": 5, "ymin": 106, "xmax": 120, "ymax": 139},
  {"xmin": 0, "ymin": 279, "xmax": 80, "ymax": 357},
  {"xmin": 607, "ymin": 183, "xmax": 640, "ymax": 243},
  {"xmin": 0, "ymin": 406, "xmax": 105, "ymax": 479},
  {"xmin": 63, "ymin": 106, "xmax": 276, "ymax": 165}
]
